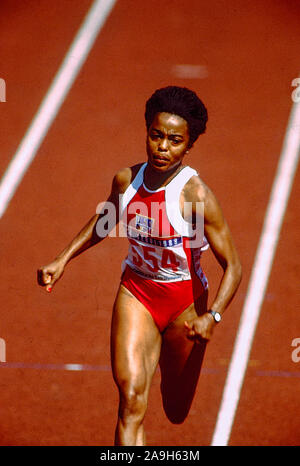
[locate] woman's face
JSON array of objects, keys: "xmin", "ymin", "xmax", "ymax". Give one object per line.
[{"xmin": 146, "ymin": 112, "xmax": 190, "ymax": 172}]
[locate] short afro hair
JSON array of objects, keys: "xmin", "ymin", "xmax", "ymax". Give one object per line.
[{"xmin": 145, "ymin": 86, "xmax": 208, "ymax": 147}]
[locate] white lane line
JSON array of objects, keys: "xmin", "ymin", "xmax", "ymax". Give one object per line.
[
  {"xmin": 172, "ymin": 64, "xmax": 208, "ymax": 79},
  {"xmin": 0, "ymin": 0, "xmax": 117, "ymax": 218},
  {"xmin": 64, "ymin": 364, "xmax": 84, "ymax": 371},
  {"xmin": 211, "ymin": 96, "xmax": 300, "ymax": 446},
  {"xmin": 0, "ymin": 338, "xmax": 6, "ymax": 362}
]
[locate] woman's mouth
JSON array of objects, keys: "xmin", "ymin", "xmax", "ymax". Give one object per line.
[{"xmin": 152, "ymin": 155, "xmax": 169, "ymax": 166}]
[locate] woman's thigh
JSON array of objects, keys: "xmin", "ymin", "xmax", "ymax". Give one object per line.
[
  {"xmin": 159, "ymin": 291, "xmax": 208, "ymax": 423},
  {"xmin": 111, "ymin": 285, "xmax": 162, "ymax": 397}
]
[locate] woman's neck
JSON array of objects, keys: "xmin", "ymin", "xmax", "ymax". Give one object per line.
[{"xmin": 143, "ymin": 162, "xmax": 183, "ymax": 190}]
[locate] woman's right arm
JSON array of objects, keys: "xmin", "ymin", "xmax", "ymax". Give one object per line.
[{"xmin": 37, "ymin": 167, "xmax": 132, "ymax": 292}]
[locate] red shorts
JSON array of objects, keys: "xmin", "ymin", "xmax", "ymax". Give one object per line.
[{"xmin": 121, "ymin": 266, "xmax": 207, "ymax": 332}]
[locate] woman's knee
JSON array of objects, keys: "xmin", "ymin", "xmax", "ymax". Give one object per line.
[{"xmin": 117, "ymin": 379, "xmax": 148, "ymax": 422}]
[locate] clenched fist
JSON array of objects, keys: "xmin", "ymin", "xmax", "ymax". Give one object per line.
[{"xmin": 37, "ymin": 259, "xmax": 65, "ymax": 293}]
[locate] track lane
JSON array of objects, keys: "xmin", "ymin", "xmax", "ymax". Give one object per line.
[
  {"xmin": 0, "ymin": 0, "xmax": 94, "ymax": 178},
  {"xmin": 229, "ymin": 164, "xmax": 300, "ymax": 446}
]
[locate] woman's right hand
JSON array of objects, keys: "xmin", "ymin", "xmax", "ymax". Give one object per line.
[{"xmin": 37, "ymin": 258, "xmax": 66, "ymax": 293}]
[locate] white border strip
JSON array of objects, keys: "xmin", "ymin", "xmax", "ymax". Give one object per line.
[
  {"xmin": 0, "ymin": 0, "xmax": 117, "ymax": 218},
  {"xmin": 211, "ymin": 96, "xmax": 300, "ymax": 446}
]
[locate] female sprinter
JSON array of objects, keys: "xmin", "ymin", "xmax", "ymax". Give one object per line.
[{"xmin": 37, "ymin": 86, "xmax": 242, "ymax": 446}]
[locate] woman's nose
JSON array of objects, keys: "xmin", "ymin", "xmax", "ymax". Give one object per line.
[{"xmin": 158, "ymin": 138, "xmax": 168, "ymax": 151}]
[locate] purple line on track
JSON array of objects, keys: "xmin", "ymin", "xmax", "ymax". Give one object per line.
[
  {"xmin": 0, "ymin": 362, "xmax": 111, "ymax": 371},
  {"xmin": 1, "ymin": 362, "xmax": 299, "ymax": 378},
  {"xmin": 0, "ymin": 361, "xmax": 220, "ymax": 374},
  {"xmin": 255, "ymin": 370, "xmax": 300, "ymax": 378}
]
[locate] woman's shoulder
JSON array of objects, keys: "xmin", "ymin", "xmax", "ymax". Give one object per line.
[
  {"xmin": 112, "ymin": 163, "xmax": 144, "ymax": 194},
  {"xmin": 183, "ymin": 169, "xmax": 223, "ymax": 218},
  {"xmin": 182, "ymin": 168, "xmax": 210, "ymax": 203}
]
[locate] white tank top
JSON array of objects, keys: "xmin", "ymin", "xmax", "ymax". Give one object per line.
[{"xmin": 120, "ymin": 163, "xmax": 209, "ymax": 287}]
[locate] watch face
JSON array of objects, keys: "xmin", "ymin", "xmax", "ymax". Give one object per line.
[
  {"xmin": 210, "ymin": 310, "xmax": 221, "ymax": 322},
  {"xmin": 214, "ymin": 312, "xmax": 221, "ymax": 322}
]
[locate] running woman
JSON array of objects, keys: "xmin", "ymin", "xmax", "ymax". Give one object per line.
[{"xmin": 37, "ymin": 86, "xmax": 242, "ymax": 446}]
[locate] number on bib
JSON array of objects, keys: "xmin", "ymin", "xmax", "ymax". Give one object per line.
[
  {"xmin": 130, "ymin": 243, "xmax": 180, "ymax": 273},
  {"xmin": 161, "ymin": 249, "xmax": 180, "ymax": 272}
]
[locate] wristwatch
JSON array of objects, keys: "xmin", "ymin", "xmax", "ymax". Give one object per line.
[{"xmin": 208, "ymin": 310, "xmax": 222, "ymax": 323}]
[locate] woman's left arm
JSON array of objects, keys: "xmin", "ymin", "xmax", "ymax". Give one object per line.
[{"xmin": 184, "ymin": 179, "xmax": 242, "ymax": 341}]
